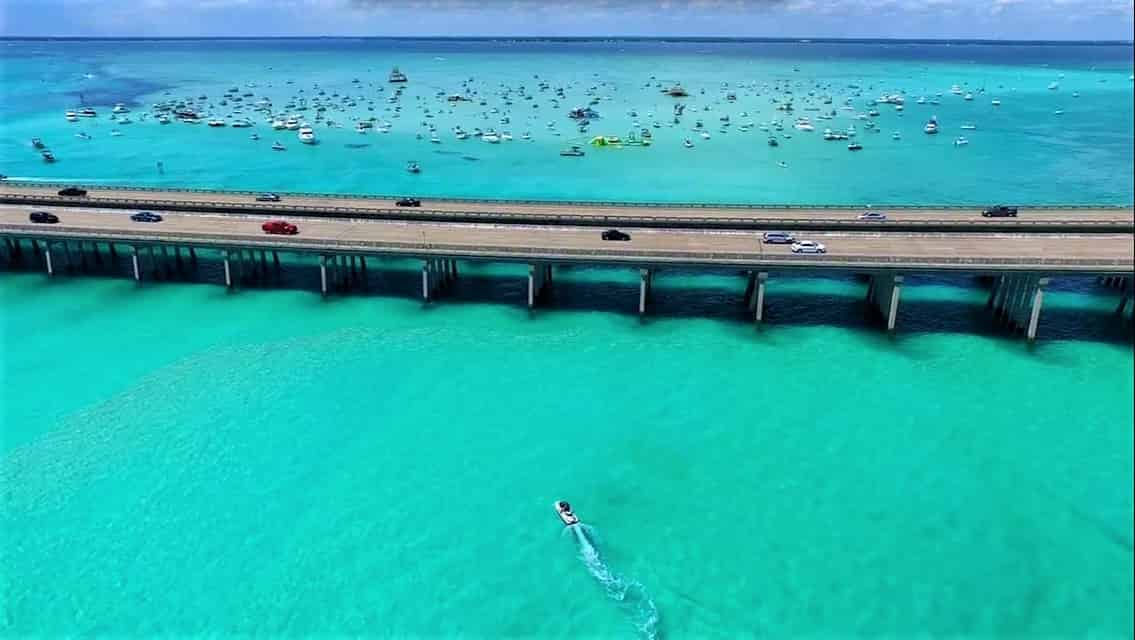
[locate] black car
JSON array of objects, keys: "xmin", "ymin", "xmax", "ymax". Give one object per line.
[
  {"xmin": 130, "ymin": 211, "xmax": 163, "ymax": 223},
  {"xmin": 396, "ymin": 197, "xmax": 421, "ymax": 207},
  {"xmin": 29, "ymin": 211, "xmax": 59, "ymax": 224},
  {"xmin": 601, "ymin": 229, "xmax": 631, "ymax": 241},
  {"xmin": 255, "ymin": 193, "xmax": 281, "ymax": 202},
  {"xmin": 58, "ymin": 187, "xmax": 87, "ymax": 197},
  {"xmin": 982, "ymin": 205, "xmax": 1018, "ymax": 218}
]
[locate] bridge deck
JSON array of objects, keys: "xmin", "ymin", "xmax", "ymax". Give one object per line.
[
  {"xmin": 3, "ymin": 184, "xmax": 1132, "ymax": 231},
  {"xmin": 2, "ymin": 205, "xmax": 1132, "ymax": 273}
]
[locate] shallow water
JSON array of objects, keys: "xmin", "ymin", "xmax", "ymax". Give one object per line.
[
  {"xmin": 2, "ymin": 39, "xmax": 1133, "ymax": 204},
  {"xmin": 1, "ymin": 39, "xmax": 1133, "ymax": 638}
]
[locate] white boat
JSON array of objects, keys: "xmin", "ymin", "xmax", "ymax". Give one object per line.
[
  {"xmin": 954, "ymin": 136, "xmax": 969, "ymax": 146},
  {"xmin": 960, "ymin": 124, "xmax": 977, "ymax": 130},
  {"xmin": 272, "ymin": 118, "xmax": 287, "ymax": 130},
  {"xmin": 554, "ymin": 501, "xmax": 579, "ymax": 526},
  {"xmin": 65, "ymin": 111, "xmax": 78, "ymax": 122},
  {"xmin": 231, "ymin": 119, "xmax": 253, "ymax": 128},
  {"xmin": 793, "ymin": 118, "xmax": 815, "ymax": 131},
  {"xmin": 157, "ymin": 114, "xmax": 171, "ymax": 124},
  {"xmin": 924, "ymin": 117, "xmax": 939, "ymax": 134},
  {"xmin": 482, "ymin": 133, "xmax": 501, "ymax": 143},
  {"xmin": 355, "ymin": 123, "xmax": 369, "ymax": 134},
  {"xmin": 112, "ymin": 103, "xmax": 130, "ymax": 113},
  {"xmin": 991, "ymin": 99, "xmax": 1002, "ymax": 106},
  {"xmin": 78, "ymin": 107, "xmax": 97, "ymax": 117},
  {"xmin": 683, "ymin": 139, "xmax": 694, "ymax": 148},
  {"xmin": 699, "ymin": 131, "xmax": 711, "ymax": 140},
  {"xmin": 1048, "ymin": 81, "xmax": 1060, "ymax": 90},
  {"xmin": 272, "ymin": 141, "xmax": 286, "ymax": 151},
  {"xmin": 285, "ymin": 117, "xmax": 301, "ymax": 130},
  {"xmin": 891, "ymin": 132, "xmax": 901, "ymax": 140},
  {"xmin": 430, "ymin": 132, "xmax": 441, "ymax": 143},
  {"xmin": 207, "ymin": 118, "xmax": 226, "ymax": 127},
  {"xmin": 110, "ymin": 130, "xmax": 123, "ymax": 137},
  {"xmin": 949, "ymin": 84, "xmax": 963, "ymax": 95},
  {"xmin": 298, "ymin": 125, "xmax": 316, "ymax": 144}
]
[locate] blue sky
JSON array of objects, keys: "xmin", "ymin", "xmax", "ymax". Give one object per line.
[{"xmin": 2, "ymin": 0, "xmax": 1133, "ymax": 39}]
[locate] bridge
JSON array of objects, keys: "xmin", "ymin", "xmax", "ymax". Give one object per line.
[
  {"xmin": 2, "ymin": 183, "xmax": 1132, "ymax": 233},
  {"xmin": 2, "ymin": 203, "xmax": 1132, "ymax": 340}
]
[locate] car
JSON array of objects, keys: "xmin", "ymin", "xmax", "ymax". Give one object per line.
[
  {"xmin": 255, "ymin": 193, "xmax": 281, "ymax": 202},
  {"xmin": 57, "ymin": 187, "xmax": 87, "ymax": 197},
  {"xmin": 396, "ymin": 197, "xmax": 421, "ymax": 207},
  {"xmin": 791, "ymin": 240, "xmax": 827, "ymax": 254},
  {"xmin": 858, "ymin": 211, "xmax": 887, "ymax": 221},
  {"xmin": 130, "ymin": 211, "xmax": 163, "ymax": 223},
  {"xmin": 982, "ymin": 205, "xmax": 1018, "ymax": 218},
  {"xmin": 29, "ymin": 210, "xmax": 59, "ymax": 224},
  {"xmin": 762, "ymin": 231, "xmax": 796, "ymax": 244},
  {"xmin": 262, "ymin": 220, "xmax": 298, "ymax": 235},
  {"xmin": 601, "ymin": 229, "xmax": 631, "ymax": 241}
]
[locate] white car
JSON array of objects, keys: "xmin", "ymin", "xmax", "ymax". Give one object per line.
[
  {"xmin": 858, "ymin": 210, "xmax": 887, "ymax": 221},
  {"xmin": 791, "ymin": 240, "xmax": 827, "ymax": 254}
]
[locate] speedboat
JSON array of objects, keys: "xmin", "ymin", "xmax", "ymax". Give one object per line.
[
  {"xmin": 924, "ymin": 117, "xmax": 939, "ymax": 134},
  {"xmin": 406, "ymin": 160, "xmax": 421, "ymax": 173},
  {"xmin": 78, "ymin": 107, "xmax": 98, "ymax": 117},
  {"xmin": 954, "ymin": 136, "xmax": 969, "ymax": 146},
  {"xmin": 298, "ymin": 125, "xmax": 316, "ymax": 144},
  {"xmin": 284, "ymin": 117, "xmax": 301, "ymax": 130},
  {"xmin": 208, "ymin": 118, "xmax": 226, "ymax": 127},
  {"xmin": 65, "ymin": 111, "xmax": 78, "ymax": 122},
  {"xmin": 157, "ymin": 114, "xmax": 171, "ymax": 124},
  {"xmin": 1048, "ymin": 81, "xmax": 1059, "ymax": 90},
  {"xmin": 272, "ymin": 141, "xmax": 286, "ymax": 151},
  {"xmin": 559, "ymin": 145, "xmax": 584, "ymax": 157},
  {"xmin": 41, "ymin": 150, "xmax": 56, "ymax": 162},
  {"xmin": 112, "ymin": 103, "xmax": 130, "ymax": 113},
  {"xmin": 960, "ymin": 123, "xmax": 976, "ymax": 130},
  {"xmin": 554, "ymin": 501, "xmax": 580, "ymax": 526},
  {"xmin": 847, "ymin": 142, "xmax": 863, "ymax": 151},
  {"xmin": 231, "ymin": 119, "xmax": 252, "ymax": 128}
]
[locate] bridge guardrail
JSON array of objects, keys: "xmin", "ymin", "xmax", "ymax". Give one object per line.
[{"xmin": 3, "ymin": 182, "xmax": 1132, "ymax": 211}]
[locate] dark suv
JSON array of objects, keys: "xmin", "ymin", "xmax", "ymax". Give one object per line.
[
  {"xmin": 396, "ymin": 197, "xmax": 421, "ymax": 207},
  {"xmin": 30, "ymin": 211, "xmax": 59, "ymax": 223},
  {"xmin": 982, "ymin": 205, "xmax": 1018, "ymax": 218},
  {"xmin": 601, "ymin": 229, "xmax": 631, "ymax": 241},
  {"xmin": 58, "ymin": 187, "xmax": 87, "ymax": 197}
]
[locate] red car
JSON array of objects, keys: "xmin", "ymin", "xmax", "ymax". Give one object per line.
[{"xmin": 261, "ymin": 220, "xmax": 298, "ymax": 235}]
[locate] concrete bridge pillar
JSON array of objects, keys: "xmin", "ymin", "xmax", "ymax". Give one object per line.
[
  {"xmin": 529, "ymin": 262, "xmax": 550, "ymax": 308},
  {"xmin": 638, "ymin": 268, "xmax": 654, "ymax": 315},
  {"xmin": 1026, "ymin": 277, "xmax": 1051, "ymax": 341},
  {"xmin": 44, "ymin": 242, "xmax": 55, "ymax": 277},
  {"xmin": 421, "ymin": 260, "xmax": 431, "ymax": 301},
  {"xmin": 753, "ymin": 271, "xmax": 769, "ymax": 323},
  {"xmin": 131, "ymin": 246, "xmax": 141, "ymax": 282},
  {"xmin": 223, "ymin": 250, "xmax": 233, "ymax": 289},
  {"xmin": 868, "ymin": 274, "xmax": 903, "ymax": 331},
  {"xmin": 319, "ymin": 255, "xmax": 329, "ymax": 296}
]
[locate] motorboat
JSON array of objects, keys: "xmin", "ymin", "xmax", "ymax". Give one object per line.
[
  {"xmin": 891, "ymin": 131, "xmax": 901, "ymax": 140},
  {"xmin": 664, "ymin": 85, "xmax": 688, "ymax": 97},
  {"xmin": 112, "ymin": 103, "xmax": 130, "ymax": 113},
  {"xmin": 991, "ymin": 99, "xmax": 1001, "ymax": 106},
  {"xmin": 963, "ymin": 93, "xmax": 973, "ymax": 101},
  {"xmin": 65, "ymin": 111, "xmax": 78, "ymax": 122},
  {"xmin": 389, "ymin": 67, "xmax": 408, "ymax": 83},
  {"xmin": 284, "ymin": 117, "xmax": 301, "ymax": 130},
  {"xmin": 78, "ymin": 107, "xmax": 98, "ymax": 117},
  {"xmin": 272, "ymin": 118, "xmax": 287, "ymax": 130},
  {"xmin": 41, "ymin": 150, "xmax": 56, "ymax": 162},
  {"xmin": 249, "ymin": 133, "xmax": 260, "ymax": 141},
  {"xmin": 110, "ymin": 130, "xmax": 123, "ymax": 137},
  {"xmin": 231, "ymin": 119, "xmax": 253, "ymax": 128},
  {"xmin": 272, "ymin": 141, "xmax": 286, "ymax": 151},
  {"xmin": 157, "ymin": 114, "xmax": 171, "ymax": 124},
  {"xmin": 923, "ymin": 117, "xmax": 939, "ymax": 134},
  {"xmin": 31, "ymin": 137, "xmax": 45, "ymax": 149},
  {"xmin": 767, "ymin": 137, "xmax": 778, "ymax": 147},
  {"xmin": 559, "ymin": 145, "xmax": 584, "ymax": 157},
  {"xmin": 960, "ymin": 124, "xmax": 977, "ymax": 130},
  {"xmin": 954, "ymin": 136, "xmax": 969, "ymax": 146},
  {"xmin": 683, "ymin": 138, "xmax": 694, "ymax": 148},
  {"xmin": 554, "ymin": 501, "xmax": 580, "ymax": 526},
  {"xmin": 1048, "ymin": 81, "xmax": 1059, "ymax": 90},
  {"xmin": 406, "ymin": 160, "xmax": 421, "ymax": 173},
  {"xmin": 482, "ymin": 132, "xmax": 501, "ymax": 143},
  {"xmin": 847, "ymin": 142, "xmax": 863, "ymax": 151},
  {"xmin": 208, "ymin": 118, "xmax": 226, "ymax": 127},
  {"xmin": 298, "ymin": 125, "xmax": 316, "ymax": 144}
]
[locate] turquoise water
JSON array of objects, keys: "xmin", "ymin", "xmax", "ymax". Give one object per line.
[
  {"xmin": 2, "ymin": 40, "xmax": 1134, "ymax": 637},
  {"xmin": 1, "ymin": 39, "xmax": 1133, "ymax": 204},
  {"xmin": 1, "ymin": 256, "xmax": 1133, "ymax": 637}
]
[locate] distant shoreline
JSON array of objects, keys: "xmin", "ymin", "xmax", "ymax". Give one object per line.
[{"xmin": 2, "ymin": 36, "xmax": 1133, "ymax": 46}]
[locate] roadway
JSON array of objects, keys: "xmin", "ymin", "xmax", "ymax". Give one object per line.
[
  {"xmin": 2, "ymin": 204, "xmax": 1132, "ymax": 273},
  {"xmin": 2, "ymin": 183, "xmax": 1132, "ymax": 232}
]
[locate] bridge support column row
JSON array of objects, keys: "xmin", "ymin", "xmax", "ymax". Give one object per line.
[
  {"xmin": 529, "ymin": 263, "xmax": 552, "ymax": 309},
  {"xmin": 867, "ymin": 274, "xmax": 903, "ymax": 331},
  {"xmin": 422, "ymin": 258, "xmax": 458, "ymax": 302},
  {"xmin": 988, "ymin": 273, "xmax": 1050, "ymax": 340}
]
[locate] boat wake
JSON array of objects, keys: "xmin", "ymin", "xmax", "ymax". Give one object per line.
[{"xmin": 567, "ymin": 524, "xmax": 662, "ymax": 640}]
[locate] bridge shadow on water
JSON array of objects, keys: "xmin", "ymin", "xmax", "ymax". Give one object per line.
[{"xmin": 3, "ymin": 251, "xmax": 1131, "ymax": 347}]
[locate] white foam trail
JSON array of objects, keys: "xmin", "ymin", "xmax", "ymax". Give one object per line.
[{"xmin": 570, "ymin": 524, "xmax": 662, "ymax": 640}]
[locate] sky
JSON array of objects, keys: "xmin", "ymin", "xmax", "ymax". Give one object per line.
[{"xmin": 1, "ymin": 0, "xmax": 1133, "ymax": 40}]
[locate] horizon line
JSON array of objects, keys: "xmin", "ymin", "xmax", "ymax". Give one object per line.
[{"xmin": 2, "ymin": 35, "xmax": 1133, "ymax": 45}]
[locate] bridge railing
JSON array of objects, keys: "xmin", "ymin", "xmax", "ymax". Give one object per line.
[{"xmin": 4, "ymin": 181, "xmax": 1131, "ymax": 211}]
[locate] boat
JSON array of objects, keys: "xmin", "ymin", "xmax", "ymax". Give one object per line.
[
  {"xmin": 112, "ymin": 103, "xmax": 130, "ymax": 113},
  {"xmin": 389, "ymin": 67, "xmax": 408, "ymax": 83},
  {"xmin": 41, "ymin": 150, "xmax": 56, "ymax": 162},
  {"xmin": 954, "ymin": 136, "xmax": 969, "ymax": 146},
  {"xmin": 963, "ymin": 93, "xmax": 973, "ymax": 101},
  {"xmin": 683, "ymin": 139, "xmax": 694, "ymax": 148},
  {"xmin": 272, "ymin": 141, "xmax": 286, "ymax": 151},
  {"xmin": 157, "ymin": 114, "xmax": 171, "ymax": 124},
  {"xmin": 298, "ymin": 124, "xmax": 316, "ymax": 144},
  {"xmin": 231, "ymin": 119, "xmax": 253, "ymax": 128},
  {"xmin": 923, "ymin": 117, "xmax": 939, "ymax": 134},
  {"xmin": 482, "ymin": 132, "xmax": 501, "ymax": 143},
  {"xmin": 272, "ymin": 118, "xmax": 287, "ymax": 130},
  {"xmin": 284, "ymin": 117, "xmax": 301, "ymax": 130},
  {"xmin": 430, "ymin": 132, "xmax": 441, "ymax": 143},
  {"xmin": 208, "ymin": 118, "xmax": 226, "ymax": 127},
  {"xmin": 406, "ymin": 161, "xmax": 421, "ymax": 173},
  {"xmin": 65, "ymin": 111, "xmax": 78, "ymax": 122},
  {"xmin": 78, "ymin": 107, "xmax": 98, "ymax": 117},
  {"xmin": 1048, "ymin": 81, "xmax": 1059, "ymax": 90},
  {"xmin": 31, "ymin": 138, "xmax": 45, "ymax": 149},
  {"xmin": 949, "ymin": 84, "xmax": 963, "ymax": 95},
  {"xmin": 664, "ymin": 85, "xmax": 688, "ymax": 97},
  {"xmin": 767, "ymin": 137, "xmax": 778, "ymax": 147},
  {"xmin": 249, "ymin": 133, "xmax": 260, "ymax": 141},
  {"xmin": 559, "ymin": 145, "xmax": 584, "ymax": 157},
  {"xmin": 521, "ymin": 132, "xmax": 532, "ymax": 141},
  {"xmin": 110, "ymin": 130, "xmax": 123, "ymax": 137},
  {"xmin": 848, "ymin": 142, "xmax": 863, "ymax": 151},
  {"xmin": 991, "ymin": 99, "xmax": 1002, "ymax": 106},
  {"xmin": 554, "ymin": 501, "xmax": 580, "ymax": 526},
  {"xmin": 793, "ymin": 118, "xmax": 814, "ymax": 131},
  {"xmin": 960, "ymin": 124, "xmax": 977, "ymax": 130},
  {"xmin": 891, "ymin": 132, "xmax": 901, "ymax": 140},
  {"xmin": 1054, "ymin": 109, "xmax": 1065, "ymax": 116}
]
